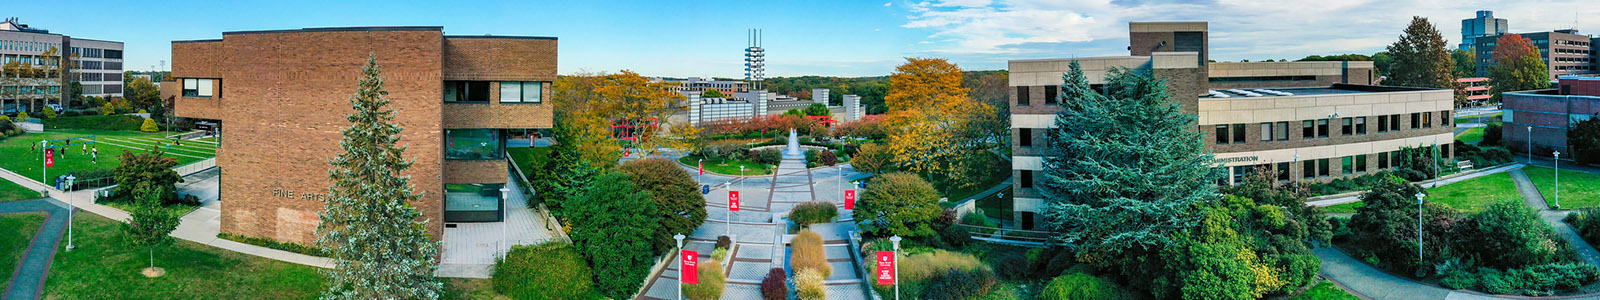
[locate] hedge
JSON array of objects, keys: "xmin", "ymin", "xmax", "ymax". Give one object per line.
[
  {"xmin": 1040, "ymin": 271, "xmax": 1126, "ymax": 300},
  {"xmin": 790, "ymin": 201, "xmax": 838, "ymax": 227},
  {"xmin": 492, "ymin": 242, "xmax": 602, "ymax": 300},
  {"xmin": 43, "ymin": 115, "xmax": 144, "ymax": 131}
]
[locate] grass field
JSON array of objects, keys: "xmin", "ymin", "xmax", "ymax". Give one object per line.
[
  {"xmin": 0, "ymin": 178, "xmax": 41, "ymax": 202},
  {"xmin": 0, "ymin": 212, "xmax": 46, "ymax": 285},
  {"xmin": 975, "ymin": 190, "xmax": 1013, "ymax": 221},
  {"xmin": 1289, "ymin": 280, "xmax": 1361, "ymax": 300},
  {"xmin": 1523, "ymin": 166, "xmax": 1600, "ymax": 210},
  {"xmin": 1455, "ymin": 112, "xmax": 1501, "ymax": 124},
  {"xmin": 43, "ymin": 213, "xmax": 501, "ymax": 299},
  {"xmin": 0, "ymin": 129, "xmax": 218, "ymax": 183},
  {"xmin": 505, "ymin": 147, "xmax": 550, "ymax": 179},
  {"xmin": 1457, "ymin": 126, "xmax": 1484, "ymax": 144},
  {"xmin": 1321, "ymin": 172, "xmax": 1521, "ymax": 214},
  {"xmin": 678, "ymin": 155, "xmax": 775, "ymax": 176}
]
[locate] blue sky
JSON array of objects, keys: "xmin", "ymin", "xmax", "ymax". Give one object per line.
[{"xmin": 9, "ymin": 0, "xmax": 1600, "ymax": 78}]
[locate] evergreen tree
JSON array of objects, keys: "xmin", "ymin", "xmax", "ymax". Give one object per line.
[
  {"xmin": 1489, "ymin": 34, "xmax": 1550, "ymax": 103},
  {"xmin": 1385, "ymin": 17, "xmax": 1458, "ymax": 94},
  {"xmin": 1570, "ymin": 117, "xmax": 1600, "ymax": 165},
  {"xmin": 568, "ymin": 172, "xmax": 661, "ymax": 298},
  {"xmin": 315, "ymin": 54, "xmax": 442, "ymax": 299},
  {"xmin": 1037, "ymin": 61, "xmax": 1222, "ymax": 271}
]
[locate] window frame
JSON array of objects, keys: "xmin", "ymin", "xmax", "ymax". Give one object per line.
[
  {"xmin": 1020, "ymin": 170, "xmax": 1034, "ymax": 189},
  {"xmin": 181, "ymin": 78, "xmax": 216, "ymax": 98},
  {"xmin": 1275, "ymin": 121, "xmax": 1289, "ymax": 141},
  {"xmin": 444, "ymin": 129, "xmax": 505, "ymax": 160},
  {"xmin": 1302, "ymin": 160, "xmax": 1315, "ymax": 179},
  {"xmin": 1355, "ymin": 117, "xmax": 1367, "ymax": 135},
  {"xmin": 1260, "ymin": 122, "xmax": 1273, "ymax": 142},
  {"xmin": 498, "ymin": 81, "xmax": 544, "ymax": 104},
  {"xmin": 1341, "ymin": 117, "xmax": 1353, "ymax": 136},
  {"xmin": 1016, "ymin": 86, "xmax": 1030, "ymax": 106},
  {"xmin": 1043, "ymin": 85, "xmax": 1058, "ymax": 104},
  {"xmin": 1216, "ymin": 124, "xmax": 1230, "ymax": 145},
  {"xmin": 1317, "ymin": 119, "xmax": 1330, "ymax": 138},
  {"xmin": 445, "ymin": 81, "xmax": 492, "ymax": 103},
  {"xmin": 1302, "ymin": 120, "xmax": 1314, "ymax": 139},
  {"xmin": 1232, "ymin": 123, "xmax": 1246, "ymax": 144},
  {"xmin": 1018, "ymin": 128, "xmax": 1032, "ymax": 147}
]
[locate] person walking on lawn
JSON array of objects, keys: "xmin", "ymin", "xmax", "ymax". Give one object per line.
[{"xmin": 91, "ymin": 147, "xmax": 98, "ymax": 163}]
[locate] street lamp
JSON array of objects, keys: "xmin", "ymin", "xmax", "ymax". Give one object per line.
[
  {"xmin": 674, "ymin": 233, "xmax": 686, "ymax": 300},
  {"xmin": 1432, "ymin": 138, "xmax": 1439, "ymax": 188},
  {"xmin": 837, "ymin": 165, "xmax": 844, "ymax": 205},
  {"xmin": 890, "ymin": 235, "xmax": 902, "ymax": 300},
  {"xmin": 1554, "ymin": 151, "xmax": 1561, "ymax": 210},
  {"xmin": 499, "ymin": 187, "xmax": 510, "ymax": 257},
  {"xmin": 1293, "ymin": 154, "xmax": 1300, "ymax": 186},
  {"xmin": 1415, "ymin": 192, "xmax": 1425, "ymax": 264},
  {"xmin": 65, "ymin": 174, "xmax": 75, "ymax": 252},
  {"xmin": 739, "ymin": 166, "xmax": 746, "ymax": 190},
  {"xmin": 1528, "ymin": 126, "xmax": 1533, "ymax": 164}
]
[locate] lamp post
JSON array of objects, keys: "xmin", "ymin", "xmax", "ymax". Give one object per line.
[
  {"xmin": 499, "ymin": 187, "xmax": 510, "ymax": 257},
  {"xmin": 837, "ymin": 165, "xmax": 844, "ymax": 205},
  {"xmin": 697, "ymin": 158, "xmax": 704, "ymax": 184},
  {"xmin": 1528, "ymin": 126, "xmax": 1533, "ymax": 164},
  {"xmin": 674, "ymin": 234, "xmax": 686, "ymax": 300},
  {"xmin": 1293, "ymin": 154, "xmax": 1300, "ymax": 186},
  {"xmin": 1432, "ymin": 138, "xmax": 1439, "ymax": 188},
  {"xmin": 1554, "ymin": 151, "xmax": 1561, "ymax": 210},
  {"xmin": 739, "ymin": 166, "xmax": 746, "ymax": 190},
  {"xmin": 1415, "ymin": 192, "xmax": 1425, "ymax": 264},
  {"xmin": 890, "ymin": 235, "xmax": 902, "ymax": 300},
  {"xmin": 65, "ymin": 174, "xmax": 75, "ymax": 252}
]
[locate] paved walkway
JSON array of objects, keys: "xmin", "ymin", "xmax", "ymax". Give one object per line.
[
  {"xmin": 0, "ymin": 199, "xmax": 70, "ymax": 300},
  {"xmin": 438, "ymin": 170, "xmax": 561, "ymax": 278}
]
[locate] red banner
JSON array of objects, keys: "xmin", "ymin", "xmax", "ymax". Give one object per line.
[
  {"xmin": 681, "ymin": 250, "xmax": 699, "ymax": 284},
  {"xmin": 728, "ymin": 191, "xmax": 740, "ymax": 211},
  {"xmin": 698, "ymin": 161, "xmax": 704, "ymax": 175},
  {"xmin": 44, "ymin": 148, "xmax": 54, "ymax": 167},
  {"xmin": 875, "ymin": 251, "xmax": 896, "ymax": 285},
  {"xmin": 844, "ymin": 190, "xmax": 856, "ymax": 210}
]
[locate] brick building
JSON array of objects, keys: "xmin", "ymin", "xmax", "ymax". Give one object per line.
[
  {"xmin": 1502, "ymin": 75, "xmax": 1600, "ymax": 156},
  {"xmin": 1472, "ymin": 30, "xmax": 1596, "ymax": 79},
  {"xmin": 1006, "ymin": 21, "xmax": 1453, "ymax": 229},
  {"xmin": 162, "ymin": 26, "xmax": 555, "ymax": 244}
]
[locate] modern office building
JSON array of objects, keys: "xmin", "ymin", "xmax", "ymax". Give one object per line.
[
  {"xmin": 679, "ymin": 88, "xmax": 861, "ymax": 126},
  {"xmin": 1461, "ymin": 10, "xmax": 1509, "ymax": 51},
  {"xmin": 1502, "ymin": 75, "xmax": 1600, "ymax": 156},
  {"xmin": 1007, "ymin": 21, "xmax": 1453, "ymax": 229},
  {"xmin": 1472, "ymin": 30, "xmax": 1595, "ymax": 79},
  {"xmin": 0, "ymin": 17, "xmax": 124, "ymax": 113},
  {"xmin": 163, "ymin": 26, "xmax": 555, "ymax": 244},
  {"xmin": 662, "ymin": 77, "xmax": 748, "ymax": 95}
]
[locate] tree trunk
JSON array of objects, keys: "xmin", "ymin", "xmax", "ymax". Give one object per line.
[{"xmin": 149, "ymin": 247, "xmax": 154, "ymax": 269}]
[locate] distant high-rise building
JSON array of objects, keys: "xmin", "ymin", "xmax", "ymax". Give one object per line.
[
  {"xmin": 1473, "ymin": 30, "xmax": 1594, "ymax": 79},
  {"xmin": 1461, "ymin": 10, "xmax": 1509, "ymax": 51},
  {"xmin": 744, "ymin": 29, "xmax": 765, "ymax": 90}
]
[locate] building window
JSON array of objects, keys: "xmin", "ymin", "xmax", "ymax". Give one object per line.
[
  {"xmin": 1422, "ymin": 111, "xmax": 1433, "ymax": 128},
  {"xmin": 1302, "ymin": 120, "xmax": 1314, "ymax": 139},
  {"xmin": 1341, "ymin": 117, "xmax": 1353, "ymax": 136},
  {"xmin": 444, "ymin": 183, "xmax": 504, "ymax": 222},
  {"xmin": 1216, "ymin": 125, "xmax": 1229, "ymax": 144},
  {"xmin": 1442, "ymin": 144, "xmax": 1451, "ymax": 158},
  {"xmin": 1317, "ymin": 119, "xmax": 1329, "ymax": 138},
  {"xmin": 499, "ymin": 81, "xmax": 542, "ymax": 103},
  {"xmin": 1260, "ymin": 122, "xmax": 1273, "ymax": 141},
  {"xmin": 1044, "ymin": 85, "xmax": 1058, "ymax": 104},
  {"xmin": 1277, "ymin": 162, "xmax": 1291, "ymax": 181},
  {"xmin": 1016, "ymin": 86, "xmax": 1029, "ymax": 106},
  {"xmin": 1391, "ymin": 115, "xmax": 1401, "ymax": 131},
  {"xmin": 1020, "ymin": 170, "xmax": 1033, "ymax": 188},
  {"xmin": 1232, "ymin": 123, "xmax": 1245, "ymax": 144},
  {"xmin": 1378, "ymin": 152, "xmax": 1389, "ymax": 169},
  {"xmin": 1355, "ymin": 117, "xmax": 1367, "ymax": 135},
  {"xmin": 1018, "ymin": 128, "xmax": 1032, "ymax": 147},
  {"xmin": 1318, "ymin": 159, "xmax": 1330, "ymax": 177},
  {"xmin": 1391, "ymin": 151, "xmax": 1402, "ymax": 169},
  {"xmin": 1302, "ymin": 160, "xmax": 1315, "ymax": 179},
  {"xmin": 1411, "ymin": 112, "xmax": 1421, "ymax": 129},
  {"xmin": 1441, "ymin": 110, "xmax": 1450, "ymax": 126},
  {"xmin": 445, "ymin": 81, "xmax": 491, "ymax": 102},
  {"xmin": 1341, "ymin": 156, "xmax": 1353, "ymax": 175},
  {"xmin": 445, "ymin": 129, "xmax": 503, "ymax": 160},
  {"xmin": 1357, "ymin": 154, "xmax": 1369, "ymax": 173},
  {"xmin": 181, "ymin": 78, "xmax": 215, "ymax": 97},
  {"xmin": 1377, "ymin": 115, "xmax": 1388, "ymax": 132},
  {"xmin": 1275, "ymin": 121, "xmax": 1289, "ymax": 141}
]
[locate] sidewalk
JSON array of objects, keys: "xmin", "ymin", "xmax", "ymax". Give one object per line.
[{"xmin": 0, "ymin": 198, "xmax": 70, "ymax": 300}]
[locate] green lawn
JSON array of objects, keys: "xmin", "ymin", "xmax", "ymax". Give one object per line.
[
  {"xmin": 43, "ymin": 213, "xmax": 500, "ymax": 299},
  {"xmin": 941, "ymin": 153, "xmax": 1012, "ymax": 201},
  {"xmin": 0, "ymin": 178, "xmax": 42, "ymax": 202},
  {"xmin": 1321, "ymin": 172, "xmax": 1521, "ymax": 214},
  {"xmin": 1289, "ymin": 280, "xmax": 1361, "ymax": 300},
  {"xmin": 974, "ymin": 190, "xmax": 1014, "ymax": 221},
  {"xmin": 678, "ymin": 155, "xmax": 774, "ymax": 176},
  {"xmin": 1454, "ymin": 112, "xmax": 1501, "ymax": 124},
  {"xmin": 198, "ymin": 137, "xmax": 218, "ymax": 143},
  {"xmin": 0, "ymin": 129, "xmax": 218, "ymax": 183},
  {"xmin": 1456, "ymin": 126, "xmax": 1484, "ymax": 144},
  {"xmin": 0, "ymin": 212, "xmax": 46, "ymax": 285},
  {"xmin": 1523, "ymin": 166, "xmax": 1600, "ymax": 210},
  {"xmin": 505, "ymin": 147, "xmax": 551, "ymax": 179}
]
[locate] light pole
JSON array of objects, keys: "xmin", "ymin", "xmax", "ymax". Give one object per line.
[
  {"xmin": 65, "ymin": 174, "xmax": 75, "ymax": 251},
  {"xmin": 1528, "ymin": 126, "xmax": 1533, "ymax": 164},
  {"xmin": 674, "ymin": 234, "xmax": 686, "ymax": 300},
  {"xmin": 890, "ymin": 235, "xmax": 902, "ymax": 300},
  {"xmin": 1415, "ymin": 192, "xmax": 1425, "ymax": 264},
  {"xmin": 1293, "ymin": 154, "xmax": 1300, "ymax": 186},
  {"xmin": 499, "ymin": 187, "xmax": 510, "ymax": 257},
  {"xmin": 837, "ymin": 165, "xmax": 843, "ymax": 205},
  {"xmin": 1432, "ymin": 138, "xmax": 1439, "ymax": 188},
  {"xmin": 739, "ymin": 166, "xmax": 746, "ymax": 190},
  {"xmin": 697, "ymin": 158, "xmax": 704, "ymax": 184},
  {"xmin": 1554, "ymin": 151, "xmax": 1561, "ymax": 210}
]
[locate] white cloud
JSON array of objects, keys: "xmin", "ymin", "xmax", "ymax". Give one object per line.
[
  {"xmin": 884, "ymin": 2, "xmax": 893, "ymax": 7},
  {"xmin": 900, "ymin": 0, "xmax": 1600, "ymax": 61}
]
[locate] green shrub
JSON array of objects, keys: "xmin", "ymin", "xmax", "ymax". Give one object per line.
[
  {"xmin": 140, "ymin": 118, "xmax": 159, "ymax": 132},
  {"xmin": 100, "ymin": 104, "xmax": 114, "ymax": 115},
  {"xmin": 217, "ymin": 233, "xmax": 326, "ymax": 256},
  {"xmin": 790, "ymin": 201, "xmax": 838, "ymax": 227},
  {"xmin": 1457, "ymin": 200, "xmax": 1566, "ymax": 269},
  {"xmin": 1439, "ymin": 269, "xmax": 1477, "ymax": 289},
  {"xmin": 856, "ymin": 172, "xmax": 943, "ymax": 238},
  {"xmin": 819, "ymin": 150, "xmax": 838, "ymax": 166},
  {"xmin": 804, "ymin": 149, "xmax": 819, "ymax": 168},
  {"xmin": 682, "ymin": 259, "xmax": 726, "ymax": 300},
  {"xmin": 0, "ymin": 115, "xmax": 10, "ymax": 123},
  {"xmin": 1040, "ymin": 271, "xmax": 1125, "ymax": 300},
  {"xmin": 711, "ymin": 248, "xmax": 728, "ymax": 261},
  {"xmin": 990, "ymin": 251, "xmax": 1032, "ymax": 280},
  {"xmin": 791, "ymin": 230, "xmax": 831, "ymax": 277},
  {"xmin": 1478, "ymin": 268, "xmax": 1514, "ymax": 295},
  {"xmin": 920, "ymin": 267, "xmax": 998, "ymax": 300},
  {"xmin": 492, "ymin": 242, "xmax": 600, "ymax": 300},
  {"xmin": 936, "ymin": 224, "xmax": 971, "ymax": 248},
  {"xmin": 42, "ymin": 106, "xmax": 56, "ymax": 119},
  {"xmin": 43, "ymin": 115, "xmax": 144, "ymax": 130},
  {"xmin": 751, "ymin": 148, "xmax": 782, "ymax": 165},
  {"xmin": 1482, "ymin": 121, "xmax": 1503, "ymax": 145},
  {"xmin": 16, "ymin": 112, "xmax": 28, "ymax": 120},
  {"xmin": 795, "ymin": 268, "xmax": 827, "ymax": 300}
]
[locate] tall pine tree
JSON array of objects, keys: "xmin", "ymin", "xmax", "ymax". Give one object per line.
[
  {"xmin": 1385, "ymin": 17, "xmax": 1458, "ymax": 93},
  {"xmin": 316, "ymin": 54, "xmax": 442, "ymax": 299},
  {"xmin": 1038, "ymin": 61, "xmax": 1222, "ymax": 270}
]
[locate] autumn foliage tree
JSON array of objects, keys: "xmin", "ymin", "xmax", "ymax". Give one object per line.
[
  {"xmin": 882, "ymin": 58, "xmax": 996, "ymax": 192},
  {"xmin": 1489, "ymin": 34, "xmax": 1550, "ymax": 103},
  {"xmin": 552, "ymin": 70, "xmax": 685, "ymax": 160}
]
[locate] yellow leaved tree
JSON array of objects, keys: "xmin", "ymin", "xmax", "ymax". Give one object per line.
[
  {"xmin": 881, "ymin": 58, "xmax": 995, "ymax": 191},
  {"xmin": 552, "ymin": 70, "xmax": 686, "ymax": 163}
]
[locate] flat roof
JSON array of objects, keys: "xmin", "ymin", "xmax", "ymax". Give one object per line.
[
  {"xmin": 1202, "ymin": 84, "xmax": 1441, "ymax": 99},
  {"xmin": 445, "ymin": 35, "xmax": 556, "ymax": 40},
  {"xmin": 222, "ymin": 26, "xmax": 443, "ymax": 35}
]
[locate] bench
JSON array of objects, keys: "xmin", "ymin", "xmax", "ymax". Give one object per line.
[{"xmin": 1457, "ymin": 161, "xmax": 1474, "ymax": 171}]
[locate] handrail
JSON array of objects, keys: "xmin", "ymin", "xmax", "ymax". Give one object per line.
[{"xmin": 504, "ymin": 154, "xmax": 570, "ymax": 241}]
